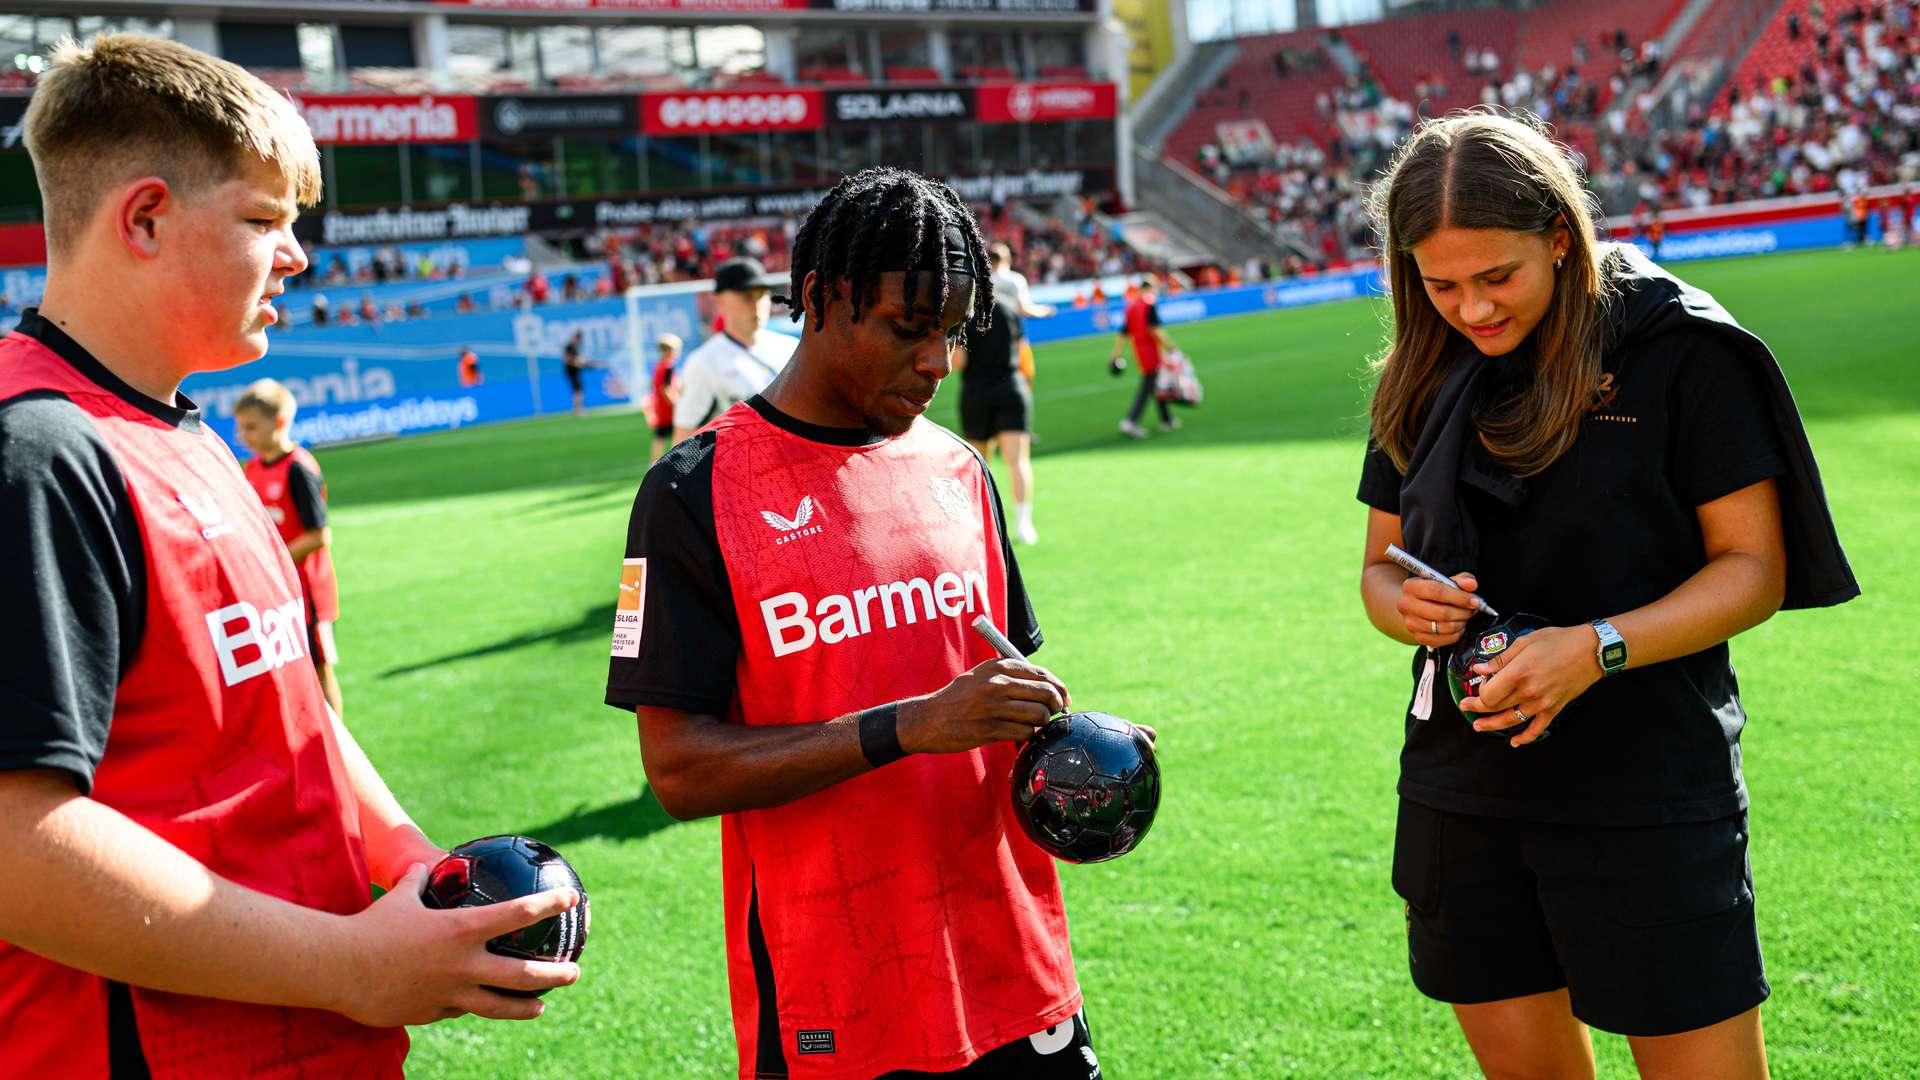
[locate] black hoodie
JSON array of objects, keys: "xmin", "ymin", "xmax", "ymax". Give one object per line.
[{"xmin": 1358, "ymin": 244, "xmax": 1858, "ymax": 825}]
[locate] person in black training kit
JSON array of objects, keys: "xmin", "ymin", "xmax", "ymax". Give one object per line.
[
  {"xmin": 1356, "ymin": 112, "xmax": 1857, "ymax": 1079},
  {"xmin": 953, "ymin": 292, "xmax": 1040, "ymax": 544}
]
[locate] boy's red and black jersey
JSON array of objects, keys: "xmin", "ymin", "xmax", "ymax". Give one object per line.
[
  {"xmin": 0, "ymin": 311, "xmax": 406, "ymax": 1078},
  {"xmin": 606, "ymin": 396, "xmax": 1076, "ymax": 1079},
  {"xmin": 244, "ymin": 446, "xmax": 339, "ymax": 622}
]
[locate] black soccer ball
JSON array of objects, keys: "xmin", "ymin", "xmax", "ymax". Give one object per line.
[
  {"xmin": 1446, "ymin": 613, "xmax": 1551, "ymax": 731},
  {"xmin": 422, "ymin": 834, "xmax": 589, "ymax": 997},
  {"xmin": 1108, "ymin": 358, "xmax": 1127, "ymax": 377},
  {"xmin": 1010, "ymin": 711, "xmax": 1160, "ymax": 864}
]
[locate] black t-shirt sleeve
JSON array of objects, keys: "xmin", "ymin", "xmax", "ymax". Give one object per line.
[
  {"xmin": 1666, "ymin": 331, "xmax": 1788, "ymax": 507},
  {"xmin": 1356, "ymin": 439, "xmax": 1404, "ymax": 514},
  {"xmin": 978, "ymin": 454, "xmax": 1042, "ymax": 654},
  {"xmin": 1146, "ymin": 304, "xmax": 1161, "ymax": 328},
  {"xmin": 0, "ymin": 394, "xmax": 146, "ymax": 793},
  {"xmin": 605, "ymin": 433, "xmax": 741, "ymax": 714},
  {"xmin": 285, "ymin": 458, "xmax": 328, "ymax": 530}
]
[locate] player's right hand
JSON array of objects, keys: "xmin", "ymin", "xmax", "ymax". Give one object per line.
[
  {"xmin": 898, "ymin": 658, "xmax": 1071, "ymax": 754},
  {"xmin": 1399, "ymin": 572, "xmax": 1479, "ymax": 648},
  {"xmin": 328, "ymin": 863, "xmax": 581, "ymax": 1027}
]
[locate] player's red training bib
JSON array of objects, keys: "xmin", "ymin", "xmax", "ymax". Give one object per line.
[
  {"xmin": 1125, "ymin": 297, "xmax": 1162, "ymax": 374},
  {"xmin": 706, "ymin": 404, "xmax": 1079, "ymax": 1079},
  {"xmin": 244, "ymin": 446, "xmax": 340, "ymax": 622},
  {"xmin": 0, "ymin": 332, "xmax": 406, "ymax": 1078}
]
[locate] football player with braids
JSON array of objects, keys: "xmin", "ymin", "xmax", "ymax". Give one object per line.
[{"xmin": 608, "ymin": 167, "xmax": 1118, "ymax": 1078}]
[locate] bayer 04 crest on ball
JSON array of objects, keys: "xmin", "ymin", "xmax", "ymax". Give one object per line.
[
  {"xmin": 1446, "ymin": 613, "xmax": 1551, "ymax": 731},
  {"xmin": 1010, "ymin": 711, "xmax": 1161, "ymax": 864},
  {"xmin": 422, "ymin": 835, "xmax": 590, "ymax": 996}
]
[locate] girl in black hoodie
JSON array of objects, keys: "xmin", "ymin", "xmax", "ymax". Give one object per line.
[{"xmin": 1355, "ymin": 110, "xmax": 1856, "ymax": 1079}]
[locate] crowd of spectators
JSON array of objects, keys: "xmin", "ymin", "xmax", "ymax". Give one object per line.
[
  {"xmin": 1182, "ymin": 7, "xmax": 1920, "ymax": 254},
  {"xmin": 1594, "ymin": 0, "xmax": 1919, "ymax": 212},
  {"xmin": 276, "ymin": 197, "xmax": 1160, "ymax": 330},
  {"xmin": 593, "ymin": 199, "xmax": 1158, "ymax": 294}
]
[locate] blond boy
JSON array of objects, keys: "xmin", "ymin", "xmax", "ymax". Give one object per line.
[
  {"xmin": 235, "ymin": 378, "xmax": 346, "ymax": 718},
  {"xmin": 0, "ymin": 35, "xmax": 576, "ymax": 1076}
]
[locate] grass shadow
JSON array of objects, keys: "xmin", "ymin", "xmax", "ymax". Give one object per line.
[
  {"xmin": 523, "ymin": 787, "xmax": 681, "ymax": 847},
  {"xmin": 379, "ymin": 601, "xmax": 614, "ymax": 678}
]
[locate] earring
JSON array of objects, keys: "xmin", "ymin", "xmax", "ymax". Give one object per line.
[{"xmin": 1555, "ymin": 257, "xmax": 1564, "ymax": 269}]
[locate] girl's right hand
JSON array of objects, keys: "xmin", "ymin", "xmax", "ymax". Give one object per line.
[{"xmin": 1398, "ymin": 572, "xmax": 1480, "ymax": 648}]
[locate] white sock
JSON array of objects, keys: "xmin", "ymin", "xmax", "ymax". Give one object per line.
[{"xmin": 1015, "ymin": 502, "xmax": 1033, "ymax": 529}]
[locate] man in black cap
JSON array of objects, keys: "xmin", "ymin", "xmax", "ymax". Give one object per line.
[{"xmin": 670, "ymin": 255, "xmax": 798, "ymax": 444}]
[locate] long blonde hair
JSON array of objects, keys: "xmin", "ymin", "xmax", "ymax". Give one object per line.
[{"xmin": 1366, "ymin": 110, "xmax": 1613, "ymax": 477}]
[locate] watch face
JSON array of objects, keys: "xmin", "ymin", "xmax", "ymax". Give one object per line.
[{"xmin": 1601, "ymin": 642, "xmax": 1628, "ymax": 669}]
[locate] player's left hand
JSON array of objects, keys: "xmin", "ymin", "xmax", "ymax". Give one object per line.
[{"xmin": 1457, "ymin": 625, "xmax": 1602, "ymax": 748}]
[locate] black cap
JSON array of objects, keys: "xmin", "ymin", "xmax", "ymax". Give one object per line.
[{"xmin": 713, "ymin": 257, "xmax": 773, "ymax": 294}]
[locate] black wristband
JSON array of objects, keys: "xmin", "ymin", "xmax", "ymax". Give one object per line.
[{"xmin": 857, "ymin": 703, "xmax": 909, "ymax": 769}]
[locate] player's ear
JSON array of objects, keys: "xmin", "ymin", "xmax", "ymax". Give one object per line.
[
  {"xmin": 115, "ymin": 177, "xmax": 172, "ymax": 260},
  {"xmin": 800, "ymin": 270, "xmax": 825, "ymax": 324}
]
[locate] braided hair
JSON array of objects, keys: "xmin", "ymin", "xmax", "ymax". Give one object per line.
[{"xmin": 788, "ymin": 166, "xmax": 995, "ymax": 340}]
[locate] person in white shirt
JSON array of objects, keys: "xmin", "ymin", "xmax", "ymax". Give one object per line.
[
  {"xmin": 987, "ymin": 242, "xmax": 1055, "ymax": 320},
  {"xmin": 671, "ymin": 256, "xmax": 799, "ymax": 443}
]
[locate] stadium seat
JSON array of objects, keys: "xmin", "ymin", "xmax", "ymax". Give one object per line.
[
  {"xmin": 1160, "ymin": 28, "xmax": 1346, "ymax": 171},
  {"xmin": 1716, "ymin": 0, "xmax": 1821, "ymax": 106},
  {"xmin": 1511, "ymin": 0, "xmax": 1684, "ymax": 108},
  {"xmin": 884, "ymin": 65, "xmax": 944, "ymax": 83},
  {"xmin": 798, "ymin": 66, "xmax": 870, "ymax": 85}
]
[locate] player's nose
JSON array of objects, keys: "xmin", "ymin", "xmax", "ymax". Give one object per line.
[
  {"xmin": 280, "ymin": 232, "xmax": 310, "ymax": 278},
  {"xmin": 915, "ymin": 337, "xmax": 952, "ymax": 380}
]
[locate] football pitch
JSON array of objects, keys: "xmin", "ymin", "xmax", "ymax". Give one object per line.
[{"xmin": 321, "ymin": 247, "xmax": 1919, "ymax": 1078}]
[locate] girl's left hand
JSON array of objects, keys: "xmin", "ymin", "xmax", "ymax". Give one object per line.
[{"xmin": 1457, "ymin": 625, "xmax": 1603, "ymax": 748}]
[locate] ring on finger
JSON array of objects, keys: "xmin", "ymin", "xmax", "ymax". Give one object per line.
[
  {"xmin": 1513, "ymin": 709, "xmax": 1529, "ymax": 726},
  {"xmin": 1430, "ymin": 620, "xmax": 1439, "ymax": 634}
]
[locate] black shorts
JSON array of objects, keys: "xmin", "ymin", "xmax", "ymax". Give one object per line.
[
  {"xmin": 651, "ymin": 421, "xmax": 673, "ymax": 438},
  {"xmin": 959, "ymin": 377, "xmax": 1032, "ymax": 442},
  {"xmin": 564, "ymin": 364, "xmax": 584, "ymax": 392},
  {"xmin": 1392, "ymin": 799, "xmax": 1768, "ymax": 1036},
  {"xmin": 881, "ymin": 1009, "xmax": 1097, "ymax": 1078}
]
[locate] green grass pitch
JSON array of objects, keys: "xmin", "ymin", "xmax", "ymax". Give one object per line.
[{"xmin": 317, "ymin": 247, "xmax": 1919, "ymax": 1077}]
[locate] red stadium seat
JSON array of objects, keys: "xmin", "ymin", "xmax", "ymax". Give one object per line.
[{"xmin": 884, "ymin": 65, "xmax": 944, "ymax": 83}]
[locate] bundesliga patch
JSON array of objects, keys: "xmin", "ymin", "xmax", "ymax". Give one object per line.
[{"xmin": 611, "ymin": 558, "xmax": 646, "ymax": 658}]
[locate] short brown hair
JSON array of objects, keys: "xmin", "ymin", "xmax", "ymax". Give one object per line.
[
  {"xmin": 23, "ymin": 33, "xmax": 321, "ymax": 256},
  {"xmin": 235, "ymin": 378, "xmax": 296, "ymax": 421}
]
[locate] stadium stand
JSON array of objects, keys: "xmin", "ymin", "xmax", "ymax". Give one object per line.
[
  {"xmin": 1593, "ymin": 0, "xmax": 1918, "ymax": 212},
  {"xmin": 1155, "ymin": 0, "xmax": 1917, "ymax": 246}
]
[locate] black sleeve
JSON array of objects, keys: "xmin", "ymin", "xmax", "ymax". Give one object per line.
[
  {"xmin": 979, "ymin": 455, "xmax": 1042, "ymax": 655},
  {"xmin": 285, "ymin": 458, "xmax": 328, "ymax": 530},
  {"xmin": 1146, "ymin": 304, "xmax": 1161, "ymax": 327},
  {"xmin": 1356, "ymin": 439, "xmax": 1404, "ymax": 514},
  {"xmin": 605, "ymin": 433, "xmax": 742, "ymax": 714},
  {"xmin": 0, "ymin": 394, "xmax": 146, "ymax": 793},
  {"xmin": 1666, "ymin": 331, "xmax": 1788, "ymax": 507}
]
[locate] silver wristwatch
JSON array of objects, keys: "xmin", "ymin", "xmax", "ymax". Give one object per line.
[{"xmin": 1590, "ymin": 618, "xmax": 1627, "ymax": 676}]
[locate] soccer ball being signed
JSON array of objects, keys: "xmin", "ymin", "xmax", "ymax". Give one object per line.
[{"xmin": 1010, "ymin": 712, "xmax": 1160, "ymax": 864}]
